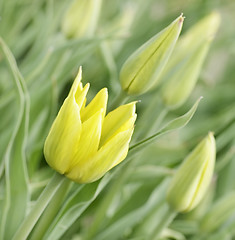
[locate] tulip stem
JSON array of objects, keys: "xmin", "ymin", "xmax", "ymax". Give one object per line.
[
  {"xmin": 110, "ymin": 89, "xmax": 129, "ymax": 111},
  {"xmin": 150, "ymin": 204, "xmax": 177, "ymax": 240},
  {"xmin": 100, "ymin": 41, "xmax": 119, "ymax": 91},
  {"xmin": 84, "ymin": 161, "xmax": 133, "ymax": 240},
  {"xmin": 129, "ymin": 129, "xmax": 163, "ymax": 153},
  {"xmin": 30, "ymin": 178, "xmax": 72, "ymax": 240},
  {"xmin": 12, "ymin": 172, "xmax": 66, "ymax": 240}
]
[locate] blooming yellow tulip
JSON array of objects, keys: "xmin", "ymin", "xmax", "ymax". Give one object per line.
[{"xmin": 44, "ymin": 67, "xmax": 136, "ymax": 183}]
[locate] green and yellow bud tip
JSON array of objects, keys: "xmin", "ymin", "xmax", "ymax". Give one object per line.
[
  {"xmin": 44, "ymin": 67, "xmax": 137, "ymax": 183},
  {"xmin": 120, "ymin": 14, "xmax": 184, "ymax": 96},
  {"xmin": 166, "ymin": 132, "xmax": 216, "ymax": 213},
  {"xmin": 61, "ymin": 0, "xmax": 102, "ymax": 39}
]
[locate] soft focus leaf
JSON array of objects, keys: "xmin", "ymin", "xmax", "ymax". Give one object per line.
[{"xmin": 0, "ymin": 38, "xmax": 29, "ymax": 240}]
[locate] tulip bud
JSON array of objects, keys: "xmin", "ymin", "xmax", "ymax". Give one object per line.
[
  {"xmin": 44, "ymin": 67, "xmax": 136, "ymax": 183},
  {"xmin": 162, "ymin": 39, "xmax": 211, "ymax": 108},
  {"xmin": 120, "ymin": 15, "xmax": 184, "ymax": 95},
  {"xmin": 200, "ymin": 191, "xmax": 235, "ymax": 233},
  {"xmin": 167, "ymin": 132, "xmax": 216, "ymax": 213},
  {"xmin": 160, "ymin": 12, "xmax": 220, "ymax": 108},
  {"xmin": 61, "ymin": 0, "xmax": 102, "ymax": 39}
]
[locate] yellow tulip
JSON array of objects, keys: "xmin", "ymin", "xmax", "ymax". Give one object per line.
[
  {"xmin": 167, "ymin": 132, "xmax": 216, "ymax": 212},
  {"xmin": 44, "ymin": 67, "xmax": 136, "ymax": 183}
]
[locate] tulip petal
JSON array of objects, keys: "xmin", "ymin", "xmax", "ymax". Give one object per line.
[
  {"xmin": 100, "ymin": 114, "xmax": 136, "ymax": 146},
  {"xmin": 75, "ymin": 83, "xmax": 90, "ymax": 109},
  {"xmin": 100, "ymin": 102, "xmax": 136, "ymax": 146},
  {"xmin": 66, "ymin": 109, "xmax": 103, "ymax": 171},
  {"xmin": 67, "ymin": 128, "xmax": 133, "ymax": 183},
  {"xmin": 44, "ymin": 97, "xmax": 82, "ymax": 174},
  {"xmin": 68, "ymin": 67, "xmax": 82, "ymax": 97},
  {"xmin": 81, "ymin": 88, "xmax": 108, "ymax": 122}
]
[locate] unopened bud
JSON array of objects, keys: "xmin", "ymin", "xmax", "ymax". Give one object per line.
[
  {"xmin": 62, "ymin": 0, "xmax": 102, "ymax": 39},
  {"xmin": 120, "ymin": 15, "xmax": 184, "ymax": 95},
  {"xmin": 167, "ymin": 132, "xmax": 216, "ymax": 213}
]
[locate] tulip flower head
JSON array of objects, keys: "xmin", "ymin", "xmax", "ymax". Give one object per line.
[
  {"xmin": 161, "ymin": 12, "xmax": 220, "ymax": 109},
  {"xmin": 44, "ymin": 67, "xmax": 136, "ymax": 183},
  {"xmin": 120, "ymin": 14, "xmax": 184, "ymax": 95},
  {"xmin": 167, "ymin": 132, "xmax": 216, "ymax": 213},
  {"xmin": 61, "ymin": 0, "xmax": 102, "ymax": 39}
]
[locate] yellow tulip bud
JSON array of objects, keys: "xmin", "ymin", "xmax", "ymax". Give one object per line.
[
  {"xmin": 200, "ymin": 191, "xmax": 235, "ymax": 233},
  {"xmin": 167, "ymin": 132, "xmax": 216, "ymax": 213},
  {"xmin": 61, "ymin": 0, "xmax": 102, "ymax": 39},
  {"xmin": 120, "ymin": 14, "xmax": 184, "ymax": 95},
  {"xmin": 44, "ymin": 67, "xmax": 136, "ymax": 183},
  {"xmin": 161, "ymin": 12, "xmax": 220, "ymax": 108}
]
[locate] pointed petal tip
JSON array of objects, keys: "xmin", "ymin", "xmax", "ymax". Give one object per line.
[
  {"xmin": 208, "ymin": 131, "xmax": 214, "ymax": 136},
  {"xmin": 126, "ymin": 101, "xmax": 137, "ymax": 114},
  {"xmin": 84, "ymin": 82, "xmax": 90, "ymax": 90},
  {"xmin": 76, "ymin": 66, "xmax": 82, "ymax": 80},
  {"xmin": 100, "ymin": 87, "xmax": 108, "ymax": 96},
  {"xmin": 178, "ymin": 14, "xmax": 185, "ymax": 24}
]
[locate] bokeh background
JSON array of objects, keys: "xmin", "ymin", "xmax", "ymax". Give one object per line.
[{"xmin": 0, "ymin": 0, "xmax": 235, "ymax": 239}]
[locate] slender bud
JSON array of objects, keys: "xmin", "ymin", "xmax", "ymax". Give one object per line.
[
  {"xmin": 161, "ymin": 12, "xmax": 220, "ymax": 108},
  {"xmin": 200, "ymin": 191, "xmax": 235, "ymax": 233},
  {"xmin": 120, "ymin": 15, "xmax": 184, "ymax": 95},
  {"xmin": 44, "ymin": 67, "xmax": 136, "ymax": 183},
  {"xmin": 162, "ymin": 39, "xmax": 211, "ymax": 108},
  {"xmin": 167, "ymin": 132, "xmax": 216, "ymax": 213},
  {"xmin": 61, "ymin": 0, "xmax": 102, "ymax": 39}
]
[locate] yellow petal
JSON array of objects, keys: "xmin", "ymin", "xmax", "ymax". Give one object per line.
[
  {"xmin": 81, "ymin": 88, "xmax": 108, "ymax": 122},
  {"xmin": 100, "ymin": 102, "xmax": 136, "ymax": 146},
  {"xmin": 100, "ymin": 114, "xmax": 136, "ymax": 147},
  {"xmin": 68, "ymin": 67, "xmax": 83, "ymax": 97},
  {"xmin": 68, "ymin": 67, "xmax": 89, "ymax": 109},
  {"xmin": 66, "ymin": 109, "xmax": 103, "ymax": 172},
  {"xmin": 75, "ymin": 83, "xmax": 90, "ymax": 109},
  {"xmin": 67, "ymin": 128, "xmax": 133, "ymax": 183},
  {"xmin": 44, "ymin": 96, "xmax": 82, "ymax": 174}
]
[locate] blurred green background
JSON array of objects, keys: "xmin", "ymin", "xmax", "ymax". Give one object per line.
[{"xmin": 0, "ymin": 0, "xmax": 235, "ymax": 239}]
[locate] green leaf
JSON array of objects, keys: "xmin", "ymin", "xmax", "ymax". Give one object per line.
[
  {"xmin": 94, "ymin": 180, "xmax": 169, "ymax": 240},
  {"xmin": 44, "ymin": 173, "xmax": 111, "ymax": 240},
  {"xmin": 129, "ymin": 97, "xmax": 202, "ymax": 153},
  {"xmin": 0, "ymin": 37, "xmax": 30, "ymax": 240}
]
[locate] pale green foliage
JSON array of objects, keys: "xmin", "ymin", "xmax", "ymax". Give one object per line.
[{"xmin": 0, "ymin": 0, "xmax": 234, "ymax": 240}]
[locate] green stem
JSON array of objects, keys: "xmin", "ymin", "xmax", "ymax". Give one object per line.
[
  {"xmin": 129, "ymin": 129, "xmax": 163, "ymax": 153},
  {"xmin": 150, "ymin": 108, "xmax": 168, "ymax": 133},
  {"xmin": 30, "ymin": 178, "xmax": 72, "ymax": 240},
  {"xmin": 109, "ymin": 89, "xmax": 129, "ymax": 111},
  {"xmin": 84, "ymin": 161, "xmax": 133, "ymax": 240},
  {"xmin": 150, "ymin": 204, "xmax": 177, "ymax": 240},
  {"xmin": 99, "ymin": 41, "xmax": 119, "ymax": 91},
  {"xmin": 12, "ymin": 172, "xmax": 65, "ymax": 240}
]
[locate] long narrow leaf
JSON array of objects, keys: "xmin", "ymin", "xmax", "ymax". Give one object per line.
[{"xmin": 0, "ymin": 37, "xmax": 30, "ymax": 240}]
